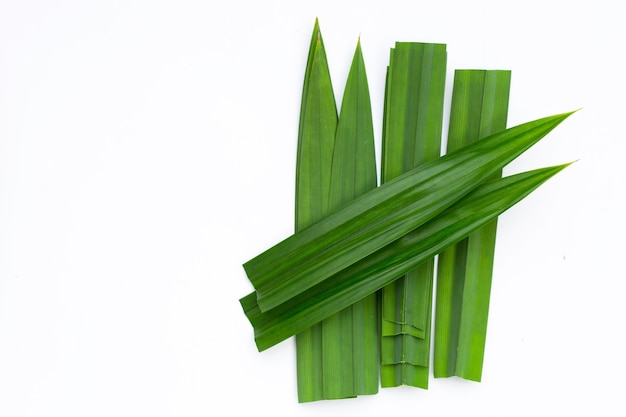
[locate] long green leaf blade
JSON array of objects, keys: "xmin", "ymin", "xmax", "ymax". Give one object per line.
[
  {"xmin": 294, "ymin": 19, "xmax": 338, "ymax": 403},
  {"xmin": 434, "ymin": 70, "xmax": 511, "ymax": 381},
  {"xmin": 381, "ymin": 43, "xmax": 445, "ymax": 332},
  {"xmin": 381, "ymin": 333, "xmax": 429, "ymax": 367},
  {"xmin": 244, "ymin": 112, "xmax": 573, "ymax": 312},
  {"xmin": 455, "ymin": 70, "xmax": 511, "ymax": 382},
  {"xmin": 320, "ymin": 39, "xmax": 378, "ymax": 399},
  {"xmin": 240, "ymin": 162, "xmax": 572, "ymax": 351},
  {"xmin": 379, "ymin": 42, "xmax": 446, "ymax": 388}
]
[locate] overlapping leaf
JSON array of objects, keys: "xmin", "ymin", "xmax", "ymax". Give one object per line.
[
  {"xmin": 293, "ymin": 18, "xmax": 337, "ymax": 403},
  {"xmin": 434, "ymin": 69, "xmax": 512, "ymax": 381},
  {"xmin": 240, "ymin": 161, "xmax": 572, "ymax": 351},
  {"xmin": 379, "ymin": 42, "xmax": 446, "ymax": 389},
  {"xmin": 244, "ymin": 112, "xmax": 573, "ymax": 312}
]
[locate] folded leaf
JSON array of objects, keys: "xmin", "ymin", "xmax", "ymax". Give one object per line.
[
  {"xmin": 381, "ymin": 363, "xmax": 429, "ymax": 389},
  {"xmin": 381, "ymin": 319, "xmax": 425, "ymax": 338},
  {"xmin": 381, "ymin": 333, "xmax": 430, "ymax": 367},
  {"xmin": 379, "ymin": 42, "xmax": 446, "ymax": 388}
]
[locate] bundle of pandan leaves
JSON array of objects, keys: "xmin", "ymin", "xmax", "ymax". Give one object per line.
[{"xmin": 239, "ymin": 19, "xmax": 575, "ymax": 403}]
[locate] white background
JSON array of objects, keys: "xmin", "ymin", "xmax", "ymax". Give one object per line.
[{"xmin": 1, "ymin": 1, "xmax": 624, "ymax": 416}]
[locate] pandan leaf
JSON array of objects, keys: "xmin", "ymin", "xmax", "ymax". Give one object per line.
[
  {"xmin": 381, "ymin": 363, "xmax": 429, "ymax": 389},
  {"xmin": 318, "ymin": 39, "xmax": 379, "ymax": 400},
  {"xmin": 434, "ymin": 70, "xmax": 511, "ymax": 382},
  {"xmin": 244, "ymin": 112, "xmax": 573, "ymax": 312},
  {"xmin": 240, "ymin": 162, "xmax": 572, "ymax": 351},
  {"xmin": 294, "ymin": 18, "xmax": 338, "ymax": 403},
  {"xmin": 379, "ymin": 42, "xmax": 446, "ymax": 388}
]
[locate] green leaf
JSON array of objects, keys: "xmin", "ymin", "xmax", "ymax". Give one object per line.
[
  {"xmin": 381, "ymin": 42, "xmax": 446, "ymax": 180},
  {"xmin": 379, "ymin": 42, "xmax": 446, "ymax": 389},
  {"xmin": 293, "ymin": 18, "xmax": 338, "ymax": 403},
  {"xmin": 381, "ymin": 319, "xmax": 425, "ymax": 338},
  {"xmin": 381, "ymin": 333, "xmax": 430, "ymax": 367},
  {"xmin": 294, "ymin": 19, "xmax": 337, "ymax": 230},
  {"xmin": 244, "ymin": 112, "xmax": 573, "ymax": 312},
  {"xmin": 240, "ymin": 162, "xmax": 572, "ymax": 351},
  {"xmin": 434, "ymin": 70, "xmax": 511, "ymax": 381},
  {"xmin": 319, "ymin": 39, "xmax": 379, "ymax": 400},
  {"xmin": 381, "ymin": 363, "xmax": 429, "ymax": 388}
]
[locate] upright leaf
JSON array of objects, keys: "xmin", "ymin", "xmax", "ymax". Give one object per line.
[
  {"xmin": 320, "ymin": 39, "xmax": 379, "ymax": 399},
  {"xmin": 245, "ymin": 108, "xmax": 572, "ymax": 314},
  {"xmin": 294, "ymin": 19, "xmax": 338, "ymax": 403},
  {"xmin": 434, "ymin": 70, "xmax": 511, "ymax": 381},
  {"xmin": 379, "ymin": 42, "xmax": 446, "ymax": 389}
]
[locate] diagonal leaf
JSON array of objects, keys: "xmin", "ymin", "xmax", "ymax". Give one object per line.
[
  {"xmin": 240, "ymin": 162, "xmax": 572, "ymax": 351},
  {"xmin": 244, "ymin": 112, "xmax": 574, "ymax": 312}
]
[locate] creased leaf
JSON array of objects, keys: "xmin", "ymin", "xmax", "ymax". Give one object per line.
[{"xmin": 379, "ymin": 42, "xmax": 446, "ymax": 388}]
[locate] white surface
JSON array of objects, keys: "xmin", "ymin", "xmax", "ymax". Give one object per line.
[{"xmin": 1, "ymin": 1, "xmax": 624, "ymax": 416}]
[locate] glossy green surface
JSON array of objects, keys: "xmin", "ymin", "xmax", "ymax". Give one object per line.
[{"xmin": 241, "ymin": 162, "xmax": 572, "ymax": 351}]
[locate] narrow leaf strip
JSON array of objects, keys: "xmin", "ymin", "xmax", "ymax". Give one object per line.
[
  {"xmin": 433, "ymin": 70, "xmax": 511, "ymax": 381},
  {"xmin": 379, "ymin": 42, "xmax": 446, "ymax": 388},
  {"xmin": 381, "ymin": 42, "xmax": 446, "ymax": 331},
  {"xmin": 244, "ymin": 112, "xmax": 573, "ymax": 312},
  {"xmin": 240, "ymin": 162, "xmax": 572, "ymax": 351},
  {"xmin": 294, "ymin": 19, "xmax": 338, "ymax": 403},
  {"xmin": 455, "ymin": 70, "xmax": 511, "ymax": 382},
  {"xmin": 320, "ymin": 39, "xmax": 378, "ymax": 399}
]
